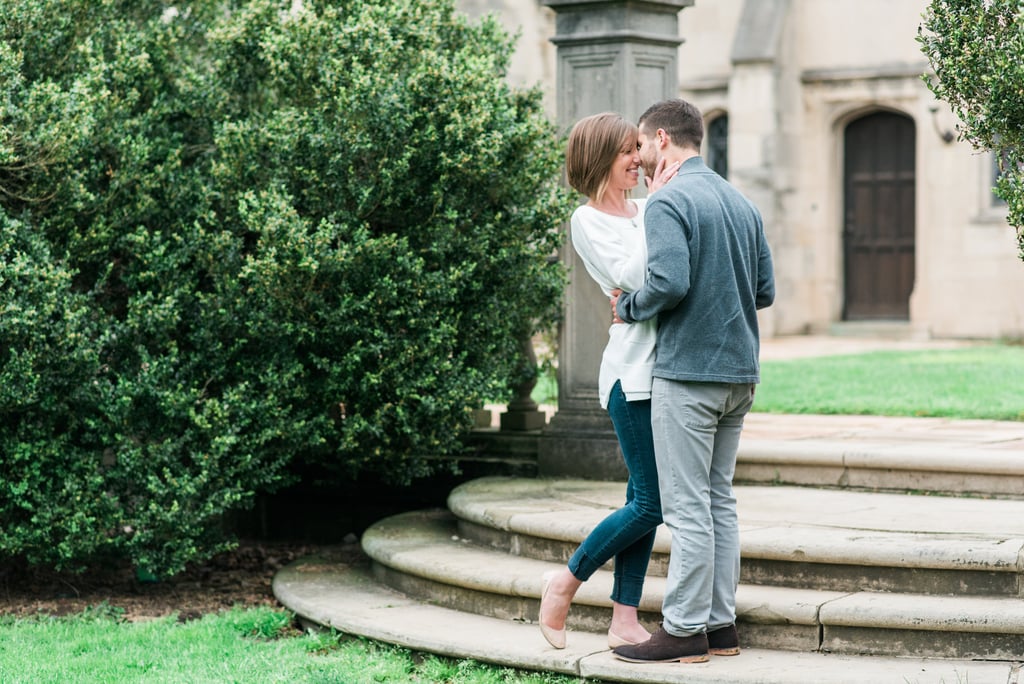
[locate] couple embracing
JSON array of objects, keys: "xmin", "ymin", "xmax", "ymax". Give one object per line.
[{"xmin": 538, "ymin": 98, "xmax": 776, "ymax": 665}]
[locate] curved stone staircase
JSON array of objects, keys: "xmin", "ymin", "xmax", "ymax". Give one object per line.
[{"xmin": 274, "ymin": 414, "xmax": 1024, "ymax": 683}]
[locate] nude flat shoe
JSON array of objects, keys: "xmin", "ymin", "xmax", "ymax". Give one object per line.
[{"xmin": 539, "ymin": 571, "xmax": 566, "ymax": 649}]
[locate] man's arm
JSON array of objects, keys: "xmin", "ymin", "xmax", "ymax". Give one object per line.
[{"xmin": 614, "ymin": 198, "xmax": 692, "ymax": 323}]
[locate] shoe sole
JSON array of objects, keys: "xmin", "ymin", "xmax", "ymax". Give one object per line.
[
  {"xmin": 613, "ymin": 652, "xmax": 710, "ymax": 664},
  {"xmin": 709, "ymin": 646, "xmax": 740, "ymax": 656},
  {"xmin": 607, "ymin": 634, "xmax": 634, "ymax": 649}
]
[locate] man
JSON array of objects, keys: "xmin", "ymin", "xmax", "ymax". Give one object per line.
[{"xmin": 610, "ymin": 99, "xmax": 775, "ymax": 664}]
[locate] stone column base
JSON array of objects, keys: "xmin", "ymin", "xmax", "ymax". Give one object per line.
[{"xmin": 537, "ymin": 408, "xmax": 626, "ymax": 480}]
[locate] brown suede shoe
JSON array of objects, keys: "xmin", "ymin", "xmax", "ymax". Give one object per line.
[
  {"xmin": 612, "ymin": 626, "xmax": 710, "ymax": 664},
  {"xmin": 707, "ymin": 624, "xmax": 740, "ymax": 656}
]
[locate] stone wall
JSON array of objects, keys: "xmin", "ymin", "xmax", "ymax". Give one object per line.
[{"xmin": 456, "ymin": 0, "xmax": 1024, "ymax": 340}]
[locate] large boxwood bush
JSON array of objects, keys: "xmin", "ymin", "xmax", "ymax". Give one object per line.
[{"xmin": 0, "ymin": 0, "xmax": 570, "ymax": 575}]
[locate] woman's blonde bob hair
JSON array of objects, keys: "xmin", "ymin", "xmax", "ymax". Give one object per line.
[{"xmin": 565, "ymin": 112, "xmax": 637, "ymax": 203}]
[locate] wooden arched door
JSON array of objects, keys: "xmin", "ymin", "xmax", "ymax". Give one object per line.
[{"xmin": 843, "ymin": 112, "xmax": 916, "ymax": 320}]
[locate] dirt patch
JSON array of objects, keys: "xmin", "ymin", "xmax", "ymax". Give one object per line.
[{"xmin": 0, "ymin": 540, "xmax": 366, "ymax": 622}]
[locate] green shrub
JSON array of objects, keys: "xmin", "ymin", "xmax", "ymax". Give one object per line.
[
  {"xmin": 0, "ymin": 0, "xmax": 570, "ymax": 575},
  {"xmin": 0, "ymin": 213, "xmax": 117, "ymax": 568}
]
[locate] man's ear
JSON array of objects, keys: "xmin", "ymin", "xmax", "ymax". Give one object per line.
[{"xmin": 657, "ymin": 128, "xmax": 669, "ymax": 148}]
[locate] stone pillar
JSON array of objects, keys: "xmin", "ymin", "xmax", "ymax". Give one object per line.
[{"xmin": 538, "ymin": 0, "xmax": 691, "ymax": 479}]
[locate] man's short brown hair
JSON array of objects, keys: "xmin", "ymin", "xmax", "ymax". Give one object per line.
[
  {"xmin": 565, "ymin": 112, "xmax": 637, "ymax": 203},
  {"xmin": 638, "ymin": 99, "xmax": 704, "ymax": 152}
]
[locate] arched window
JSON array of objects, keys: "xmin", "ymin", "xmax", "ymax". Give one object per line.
[{"xmin": 706, "ymin": 114, "xmax": 729, "ymax": 179}]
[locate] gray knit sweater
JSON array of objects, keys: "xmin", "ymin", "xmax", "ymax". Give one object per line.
[{"xmin": 616, "ymin": 156, "xmax": 775, "ymax": 384}]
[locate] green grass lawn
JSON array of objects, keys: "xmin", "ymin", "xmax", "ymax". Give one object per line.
[
  {"xmin": 754, "ymin": 345, "xmax": 1024, "ymax": 421},
  {"xmin": 534, "ymin": 343, "xmax": 1024, "ymax": 421},
  {"xmin": 531, "ymin": 369, "xmax": 558, "ymax": 406},
  {"xmin": 0, "ymin": 606, "xmax": 577, "ymax": 684}
]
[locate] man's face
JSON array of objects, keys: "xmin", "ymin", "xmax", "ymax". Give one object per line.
[{"xmin": 637, "ymin": 128, "xmax": 660, "ymax": 181}]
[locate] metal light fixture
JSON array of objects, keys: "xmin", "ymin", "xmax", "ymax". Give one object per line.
[{"xmin": 929, "ymin": 106, "xmax": 955, "ymax": 144}]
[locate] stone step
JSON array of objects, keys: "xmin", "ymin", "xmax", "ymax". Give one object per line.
[
  {"xmin": 826, "ymin": 321, "xmax": 930, "ymax": 340},
  {"xmin": 738, "ymin": 413, "xmax": 1024, "ymax": 496},
  {"xmin": 359, "ymin": 508, "xmax": 1024, "ymax": 660},
  {"xmin": 273, "ymin": 551, "xmax": 1019, "ymax": 684},
  {"xmin": 735, "ymin": 437, "xmax": 1024, "ymax": 496},
  {"xmin": 534, "ymin": 412, "xmax": 1024, "ymax": 494},
  {"xmin": 273, "ymin": 408, "xmax": 1024, "ymax": 678},
  {"xmin": 448, "ymin": 478, "xmax": 1024, "ymax": 597}
]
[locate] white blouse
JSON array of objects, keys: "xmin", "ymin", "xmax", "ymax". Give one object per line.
[{"xmin": 570, "ymin": 198, "xmax": 657, "ymax": 409}]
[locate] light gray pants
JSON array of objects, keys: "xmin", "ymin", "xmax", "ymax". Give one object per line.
[{"xmin": 652, "ymin": 378, "xmax": 755, "ymax": 637}]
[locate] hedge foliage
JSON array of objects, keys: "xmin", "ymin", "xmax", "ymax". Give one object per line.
[
  {"xmin": 919, "ymin": 0, "xmax": 1024, "ymax": 257},
  {"xmin": 0, "ymin": 0, "xmax": 571, "ymax": 575}
]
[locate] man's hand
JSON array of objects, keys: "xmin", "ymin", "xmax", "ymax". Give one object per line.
[{"xmin": 610, "ymin": 289, "xmax": 623, "ymax": 324}]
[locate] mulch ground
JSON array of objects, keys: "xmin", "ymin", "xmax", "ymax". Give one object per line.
[{"xmin": 0, "ymin": 539, "xmax": 365, "ymax": 622}]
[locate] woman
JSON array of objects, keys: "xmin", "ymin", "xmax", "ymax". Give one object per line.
[{"xmin": 539, "ymin": 112, "xmax": 679, "ymax": 649}]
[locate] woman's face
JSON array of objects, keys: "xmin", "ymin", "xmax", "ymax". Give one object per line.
[{"xmin": 605, "ymin": 134, "xmax": 641, "ymax": 195}]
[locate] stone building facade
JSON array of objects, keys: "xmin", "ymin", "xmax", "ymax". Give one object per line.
[{"xmin": 459, "ymin": 0, "xmax": 1024, "ymax": 340}]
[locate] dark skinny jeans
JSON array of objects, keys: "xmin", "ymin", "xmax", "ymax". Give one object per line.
[{"xmin": 567, "ymin": 380, "xmax": 662, "ymax": 607}]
